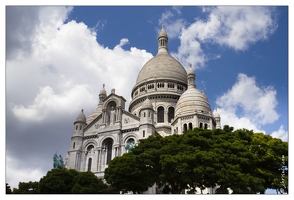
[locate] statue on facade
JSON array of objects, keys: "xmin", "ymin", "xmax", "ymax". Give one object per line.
[
  {"xmin": 53, "ymin": 152, "xmax": 65, "ymax": 169},
  {"xmin": 110, "ymin": 106, "xmax": 116, "ymax": 125},
  {"xmin": 125, "ymin": 140, "xmax": 136, "ymax": 153}
]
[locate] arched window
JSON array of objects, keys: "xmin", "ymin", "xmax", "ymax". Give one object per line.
[
  {"xmin": 183, "ymin": 124, "xmax": 187, "ymax": 132},
  {"xmin": 168, "ymin": 107, "xmax": 175, "ymax": 123},
  {"xmin": 87, "ymin": 158, "xmax": 92, "ymax": 171},
  {"xmin": 76, "ymin": 125, "xmax": 78, "ymax": 130},
  {"xmin": 189, "ymin": 123, "xmax": 193, "ymax": 130},
  {"xmin": 87, "ymin": 145, "xmax": 94, "ymax": 152},
  {"xmin": 125, "ymin": 138, "xmax": 135, "ymax": 153},
  {"xmin": 199, "ymin": 122, "xmax": 203, "ymax": 129},
  {"xmin": 144, "ymin": 112, "xmax": 146, "ymax": 117},
  {"xmin": 204, "ymin": 123, "xmax": 208, "ymax": 129},
  {"xmin": 157, "ymin": 107, "xmax": 164, "ymax": 123},
  {"xmin": 73, "ymin": 142, "xmax": 75, "ymax": 149},
  {"xmin": 105, "ymin": 139, "xmax": 113, "ymax": 165}
]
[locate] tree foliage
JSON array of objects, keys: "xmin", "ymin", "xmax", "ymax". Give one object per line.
[
  {"xmin": 12, "ymin": 181, "xmax": 39, "ymax": 194},
  {"xmin": 38, "ymin": 168, "xmax": 108, "ymax": 194},
  {"xmin": 104, "ymin": 126, "xmax": 288, "ymax": 194},
  {"xmin": 6, "ymin": 183, "xmax": 12, "ymax": 194}
]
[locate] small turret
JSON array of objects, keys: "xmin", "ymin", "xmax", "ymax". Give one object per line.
[
  {"xmin": 73, "ymin": 109, "xmax": 87, "ymax": 137},
  {"xmin": 187, "ymin": 64, "xmax": 196, "ymax": 89},
  {"xmin": 99, "ymin": 84, "xmax": 107, "ymax": 104},
  {"xmin": 157, "ymin": 24, "xmax": 168, "ymax": 54},
  {"xmin": 139, "ymin": 98, "xmax": 155, "ymax": 139},
  {"xmin": 213, "ymin": 108, "xmax": 221, "ymax": 129}
]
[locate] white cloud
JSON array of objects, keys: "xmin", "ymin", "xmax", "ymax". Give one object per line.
[
  {"xmin": 172, "ymin": 6, "xmax": 277, "ymax": 69},
  {"xmin": 216, "ymin": 73, "xmax": 279, "ymax": 132},
  {"xmin": 158, "ymin": 8, "xmax": 186, "ymax": 39},
  {"xmin": 7, "ymin": 6, "xmax": 153, "ymax": 123},
  {"xmin": 6, "ymin": 154, "xmax": 45, "ymax": 189},
  {"xmin": 199, "ymin": 6, "xmax": 278, "ymax": 50},
  {"xmin": 271, "ymin": 125, "xmax": 288, "ymax": 142},
  {"xmin": 11, "ymin": 84, "xmax": 96, "ymax": 122}
]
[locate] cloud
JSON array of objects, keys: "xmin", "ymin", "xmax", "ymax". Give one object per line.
[
  {"xmin": 172, "ymin": 6, "xmax": 277, "ymax": 69},
  {"xmin": 197, "ymin": 6, "xmax": 278, "ymax": 50},
  {"xmin": 7, "ymin": 6, "xmax": 153, "ymax": 123},
  {"xmin": 6, "ymin": 6, "xmax": 73, "ymax": 61},
  {"xmin": 6, "ymin": 154, "xmax": 46, "ymax": 189},
  {"xmin": 158, "ymin": 8, "xmax": 186, "ymax": 39},
  {"xmin": 216, "ymin": 73, "xmax": 279, "ymax": 132},
  {"xmin": 11, "ymin": 84, "xmax": 96, "ymax": 122},
  {"xmin": 271, "ymin": 125, "xmax": 288, "ymax": 142},
  {"xmin": 6, "ymin": 6, "xmax": 154, "ymax": 188}
]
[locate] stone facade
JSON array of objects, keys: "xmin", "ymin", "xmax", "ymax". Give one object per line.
[{"xmin": 65, "ymin": 26, "xmax": 221, "ymax": 194}]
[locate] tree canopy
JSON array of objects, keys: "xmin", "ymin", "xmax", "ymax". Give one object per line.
[
  {"xmin": 37, "ymin": 168, "xmax": 108, "ymax": 194},
  {"xmin": 104, "ymin": 127, "xmax": 288, "ymax": 194}
]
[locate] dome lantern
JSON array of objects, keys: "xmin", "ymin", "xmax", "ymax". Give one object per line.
[{"xmin": 157, "ymin": 24, "xmax": 168, "ymax": 54}]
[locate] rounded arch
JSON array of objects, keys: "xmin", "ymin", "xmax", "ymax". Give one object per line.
[
  {"xmin": 167, "ymin": 106, "xmax": 175, "ymax": 123},
  {"xmin": 102, "ymin": 137, "xmax": 114, "ymax": 165},
  {"xmin": 122, "ymin": 133, "xmax": 139, "ymax": 144},
  {"xmin": 157, "ymin": 106, "xmax": 165, "ymax": 123},
  {"xmin": 183, "ymin": 123, "xmax": 188, "ymax": 132},
  {"xmin": 102, "ymin": 98, "xmax": 119, "ymax": 110},
  {"xmin": 98, "ymin": 135, "xmax": 117, "ymax": 147},
  {"xmin": 83, "ymin": 140, "xmax": 97, "ymax": 151},
  {"xmin": 155, "ymin": 104, "xmax": 167, "ymax": 111}
]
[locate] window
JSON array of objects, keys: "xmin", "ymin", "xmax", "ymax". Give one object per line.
[
  {"xmin": 73, "ymin": 142, "xmax": 75, "ymax": 149},
  {"xmin": 157, "ymin": 107, "xmax": 164, "ymax": 123},
  {"xmin": 143, "ymin": 130, "xmax": 145, "ymax": 138},
  {"xmin": 76, "ymin": 125, "xmax": 78, "ymax": 130},
  {"xmin": 183, "ymin": 124, "xmax": 187, "ymax": 132},
  {"xmin": 105, "ymin": 140, "xmax": 113, "ymax": 165},
  {"xmin": 80, "ymin": 125, "xmax": 82, "ymax": 130},
  {"xmin": 189, "ymin": 123, "xmax": 193, "ymax": 130},
  {"xmin": 168, "ymin": 107, "xmax": 175, "ymax": 123},
  {"xmin": 204, "ymin": 123, "xmax": 208, "ymax": 129},
  {"xmin": 87, "ymin": 158, "xmax": 92, "ymax": 171},
  {"xmin": 144, "ymin": 112, "xmax": 146, "ymax": 117},
  {"xmin": 199, "ymin": 122, "xmax": 203, "ymax": 129}
]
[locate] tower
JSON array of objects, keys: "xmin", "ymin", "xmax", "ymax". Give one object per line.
[
  {"xmin": 65, "ymin": 109, "xmax": 86, "ymax": 170},
  {"xmin": 139, "ymin": 98, "xmax": 155, "ymax": 139}
]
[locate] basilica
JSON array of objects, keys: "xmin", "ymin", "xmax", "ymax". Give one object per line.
[{"xmin": 65, "ymin": 27, "xmax": 221, "ymax": 193}]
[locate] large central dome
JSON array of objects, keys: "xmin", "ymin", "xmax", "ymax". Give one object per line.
[
  {"xmin": 135, "ymin": 27, "xmax": 186, "ymax": 85},
  {"xmin": 136, "ymin": 53, "xmax": 187, "ymax": 84},
  {"xmin": 129, "ymin": 26, "xmax": 188, "ymax": 114}
]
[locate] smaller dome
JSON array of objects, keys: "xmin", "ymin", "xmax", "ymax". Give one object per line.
[
  {"xmin": 141, "ymin": 98, "xmax": 153, "ymax": 109},
  {"xmin": 75, "ymin": 109, "xmax": 86, "ymax": 123},
  {"xmin": 175, "ymin": 88, "xmax": 212, "ymax": 117},
  {"xmin": 99, "ymin": 84, "xmax": 107, "ymax": 96},
  {"xmin": 213, "ymin": 109, "xmax": 220, "ymax": 118}
]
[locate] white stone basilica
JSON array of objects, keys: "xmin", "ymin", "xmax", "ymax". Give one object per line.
[{"xmin": 65, "ymin": 27, "xmax": 221, "ymax": 193}]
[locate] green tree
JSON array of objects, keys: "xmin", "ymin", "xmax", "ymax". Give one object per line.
[
  {"xmin": 71, "ymin": 171, "xmax": 108, "ymax": 194},
  {"xmin": 12, "ymin": 181, "xmax": 39, "ymax": 194},
  {"xmin": 39, "ymin": 168, "xmax": 109, "ymax": 194},
  {"xmin": 6, "ymin": 183, "xmax": 12, "ymax": 194},
  {"xmin": 105, "ymin": 135, "xmax": 163, "ymax": 193},
  {"xmin": 246, "ymin": 131, "xmax": 288, "ymax": 193},
  {"xmin": 39, "ymin": 168, "xmax": 78, "ymax": 194},
  {"xmin": 104, "ymin": 127, "xmax": 288, "ymax": 194}
]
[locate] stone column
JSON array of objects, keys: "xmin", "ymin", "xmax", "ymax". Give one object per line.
[{"xmin": 164, "ymin": 111, "xmax": 168, "ymax": 124}]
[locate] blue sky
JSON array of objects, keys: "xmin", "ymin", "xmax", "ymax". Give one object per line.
[{"xmin": 4, "ymin": 3, "xmax": 290, "ymax": 194}]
